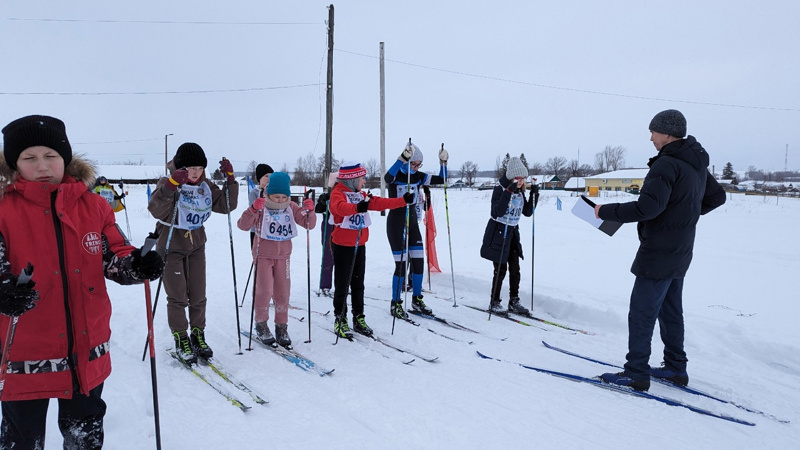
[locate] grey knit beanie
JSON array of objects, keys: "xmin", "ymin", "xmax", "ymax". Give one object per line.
[
  {"xmin": 505, "ymin": 156, "xmax": 528, "ymax": 179},
  {"xmin": 649, "ymin": 109, "xmax": 687, "ymax": 138}
]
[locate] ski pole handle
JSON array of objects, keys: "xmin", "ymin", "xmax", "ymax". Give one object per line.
[
  {"xmin": 17, "ymin": 263, "xmax": 33, "ymax": 286},
  {"xmin": 142, "ymin": 232, "xmax": 159, "ymax": 256}
]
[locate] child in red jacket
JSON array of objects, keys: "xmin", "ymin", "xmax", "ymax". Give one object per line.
[
  {"xmin": 0, "ymin": 115, "xmax": 163, "ymax": 449},
  {"xmin": 328, "ymin": 161, "xmax": 412, "ymax": 338}
]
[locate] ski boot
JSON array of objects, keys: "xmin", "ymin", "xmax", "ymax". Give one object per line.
[
  {"xmin": 489, "ymin": 299, "xmax": 507, "ymax": 315},
  {"xmin": 275, "ymin": 323, "xmax": 292, "ymax": 349},
  {"xmin": 189, "ymin": 327, "xmax": 214, "ymax": 359},
  {"xmin": 390, "ymin": 300, "xmax": 409, "ymax": 319},
  {"xmin": 353, "ymin": 314, "xmax": 373, "ymax": 337},
  {"xmin": 173, "ymin": 330, "xmax": 198, "ymax": 365},
  {"xmin": 255, "ymin": 321, "xmax": 276, "ymax": 346},
  {"xmin": 507, "ymin": 297, "xmax": 530, "ymax": 316},
  {"xmin": 650, "ymin": 364, "xmax": 689, "ymax": 386},
  {"xmin": 411, "ymin": 295, "xmax": 433, "ymax": 315},
  {"xmin": 334, "ymin": 315, "xmax": 353, "ymax": 339},
  {"xmin": 601, "ymin": 371, "xmax": 650, "ymax": 392}
]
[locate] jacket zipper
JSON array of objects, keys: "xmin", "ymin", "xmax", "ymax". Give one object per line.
[{"xmin": 50, "ymin": 191, "xmax": 78, "ymax": 391}]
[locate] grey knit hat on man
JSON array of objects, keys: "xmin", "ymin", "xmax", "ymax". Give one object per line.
[
  {"xmin": 649, "ymin": 109, "xmax": 687, "ymax": 138},
  {"xmin": 505, "ymin": 156, "xmax": 528, "ymax": 179}
]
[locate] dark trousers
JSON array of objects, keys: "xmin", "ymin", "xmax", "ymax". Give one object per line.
[
  {"xmin": 0, "ymin": 383, "xmax": 106, "ymax": 450},
  {"xmin": 490, "ymin": 240, "xmax": 522, "ymax": 302},
  {"xmin": 319, "ymin": 223, "xmax": 334, "ymax": 290},
  {"xmin": 332, "ymin": 243, "xmax": 366, "ymax": 319},
  {"xmin": 624, "ymin": 277, "xmax": 687, "ymax": 379}
]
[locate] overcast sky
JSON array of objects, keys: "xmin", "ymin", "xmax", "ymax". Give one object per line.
[{"xmin": 2, "ymin": 1, "xmax": 799, "ymax": 176}]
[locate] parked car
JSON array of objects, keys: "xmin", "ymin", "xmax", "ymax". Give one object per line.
[{"xmin": 477, "ymin": 181, "xmax": 495, "ymax": 191}]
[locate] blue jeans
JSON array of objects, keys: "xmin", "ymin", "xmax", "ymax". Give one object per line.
[{"xmin": 624, "ymin": 277, "xmax": 688, "ymax": 379}]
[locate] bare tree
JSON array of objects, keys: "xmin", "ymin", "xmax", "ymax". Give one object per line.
[
  {"xmin": 246, "ymin": 160, "xmax": 258, "ymax": 178},
  {"xmin": 545, "ymin": 156, "xmax": 568, "ymax": 177},
  {"xmin": 495, "ymin": 153, "xmax": 511, "ymax": 179},
  {"xmin": 460, "ymin": 161, "xmax": 479, "ymax": 186},
  {"xmin": 595, "ymin": 145, "xmax": 627, "ymax": 172},
  {"xmin": 364, "ymin": 158, "xmax": 381, "ymax": 189},
  {"xmin": 529, "ymin": 162, "xmax": 545, "ymax": 175}
]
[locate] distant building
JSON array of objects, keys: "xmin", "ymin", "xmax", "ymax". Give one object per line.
[
  {"xmin": 563, "ymin": 177, "xmax": 586, "ymax": 192},
  {"xmin": 584, "ymin": 168, "xmax": 649, "ymax": 196},
  {"xmin": 530, "ymin": 174, "xmax": 564, "ymax": 190}
]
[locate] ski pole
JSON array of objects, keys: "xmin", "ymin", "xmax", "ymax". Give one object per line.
[
  {"xmin": 140, "ymin": 233, "xmax": 163, "ymax": 450},
  {"xmin": 239, "ymin": 262, "xmax": 253, "ymax": 308},
  {"xmin": 222, "ymin": 164, "xmax": 244, "ymax": 355},
  {"xmin": 246, "ymin": 203, "xmax": 264, "ymax": 351},
  {"xmin": 141, "ymin": 189, "xmax": 180, "ymax": 361},
  {"xmin": 0, "ymin": 263, "xmax": 34, "ymax": 400},
  {"xmin": 424, "ymin": 188, "xmax": 431, "ymax": 292},
  {"xmin": 392, "ymin": 140, "xmax": 413, "ymax": 335},
  {"xmin": 119, "ymin": 179, "xmax": 132, "ymax": 241},
  {"xmin": 488, "ymin": 195, "xmax": 513, "ymax": 322},
  {"xmin": 304, "ymin": 187, "xmax": 313, "ymax": 343},
  {"xmin": 335, "ymin": 224, "xmax": 363, "ymax": 345},
  {"xmin": 530, "ymin": 189, "xmax": 536, "ymax": 312},
  {"xmin": 317, "ymin": 196, "xmax": 331, "ymax": 297},
  {"xmin": 442, "ymin": 144, "xmax": 458, "ymax": 307}
]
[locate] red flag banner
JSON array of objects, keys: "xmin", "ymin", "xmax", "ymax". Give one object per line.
[{"xmin": 424, "ymin": 206, "xmax": 442, "ymax": 273}]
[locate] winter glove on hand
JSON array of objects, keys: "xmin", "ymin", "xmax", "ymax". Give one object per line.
[
  {"xmin": 506, "ymin": 182, "xmax": 519, "ymax": 194},
  {"xmin": 403, "ymin": 192, "xmax": 415, "ymax": 204},
  {"xmin": 315, "ymin": 192, "xmax": 330, "ymax": 213},
  {"xmin": 219, "ymin": 159, "xmax": 235, "ymax": 182},
  {"xmin": 438, "ymin": 148, "xmax": 449, "ymax": 165},
  {"xmin": 0, "ymin": 274, "xmax": 39, "ymax": 317},
  {"xmin": 252, "ymin": 197, "xmax": 266, "ymax": 211},
  {"xmin": 168, "ymin": 168, "xmax": 189, "ymax": 190},
  {"xmin": 130, "ymin": 249, "xmax": 165, "ymax": 281},
  {"xmin": 302, "ymin": 198, "xmax": 314, "ymax": 211},
  {"xmin": 399, "ymin": 144, "xmax": 414, "ymax": 163},
  {"xmin": 355, "ymin": 198, "xmax": 370, "ymax": 213},
  {"xmin": 530, "ymin": 185, "xmax": 540, "ymax": 207}
]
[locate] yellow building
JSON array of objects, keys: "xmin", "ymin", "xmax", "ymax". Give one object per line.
[{"xmin": 584, "ymin": 168, "xmax": 649, "ymax": 196}]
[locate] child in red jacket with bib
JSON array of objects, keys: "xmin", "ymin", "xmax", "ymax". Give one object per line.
[{"xmin": 328, "ymin": 161, "xmax": 412, "ymax": 338}]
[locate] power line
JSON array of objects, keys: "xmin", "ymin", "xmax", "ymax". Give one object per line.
[
  {"xmin": 73, "ymin": 137, "xmax": 164, "ymax": 145},
  {"xmin": 0, "ymin": 83, "xmax": 322, "ymax": 96},
  {"xmin": 6, "ymin": 18, "xmax": 320, "ymax": 26},
  {"xmin": 337, "ymin": 48, "xmax": 800, "ymax": 113}
]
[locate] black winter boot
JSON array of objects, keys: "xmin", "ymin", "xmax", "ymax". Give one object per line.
[
  {"xmin": 275, "ymin": 323, "xmax": 292, "ymax": 349},
  {"xmin": 189, "ymin": 327, "xmax": 214, "ymax": 359},
  {"xmin": 173, "ymin": 331, "xmax": 197, "ymax": 365}
]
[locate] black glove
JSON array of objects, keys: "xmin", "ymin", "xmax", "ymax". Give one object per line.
[
  {"xmin": 114, "ymin": 193, "xmax": 126, "ymax": 200},
  {"xmin": 315, "ymin": 192, "xmax": 330, "ymax": 213},
  {"xmin": 356, "ymin": 199, "xmax": 370, "ymax": 213},
  {"xmin": 403, "ymin": 192, "xmax": 415, "ymax": 204},
  {"xmin": 130, "ymin": 249, "xmax": 165, "ymax": 281},
  {"xmin": 529, "ymin": 185, "xmax": 539, "ymax": 206},
  {"xmin": 0, "ymin": 274, "xmax": 39, "ymax": 317},
  {"xmin": 506, "ymin": 182, "xmax": 519, "ymax": 193},
  {"xmin": 422, "ymin": 186, "xmax": 431, "ymax": 211}
]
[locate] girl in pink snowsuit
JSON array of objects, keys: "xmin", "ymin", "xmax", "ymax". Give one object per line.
[{"xmin": 237, "ymin": 172, "xmax": 315, "ymax": 347}]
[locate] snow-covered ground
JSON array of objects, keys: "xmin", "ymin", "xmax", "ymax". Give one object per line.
[{"xmin": 43, "ymin": 182, "xmax": 799, "ymax": 448}]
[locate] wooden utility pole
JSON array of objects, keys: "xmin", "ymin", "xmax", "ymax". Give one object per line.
[
  {"xmin": 323, "ymin": 4, "xmax": 334, "ymax": 190},
  {"xmin": 380, "ymin": 42, "xmax": 386, "ymax": 201}
]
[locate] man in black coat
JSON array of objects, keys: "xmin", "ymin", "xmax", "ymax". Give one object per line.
[{"xmin": 593, "ymin": 109, "xmax": 726, "ymax": 391}]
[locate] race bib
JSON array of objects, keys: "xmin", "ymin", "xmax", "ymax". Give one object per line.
[
  {"xmin": 340, "ymin": 191, "xmax": 371, "ymax": 230},
  {"xmin": 259, "ymin": 207, "xmax": 297, "ymax": 241},
  {"xmin": 97, "ymin": 188, "xmax": 115, "ymax": 204},
  {"xmin": 495, "ymin": 192, "xmax": 524, "ymax": 227},
  {"xmin": 176, "ymin": 182, "xmax": 213, "ymax": 230},
  {"xmin": 397, "ymin": 184, "xmax": 423, "ymax": 220}
]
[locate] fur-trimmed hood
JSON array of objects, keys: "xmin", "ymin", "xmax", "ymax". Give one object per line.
[{"xmin": 0, "ymin": 153, "xmax": 96, "ymax": 200}]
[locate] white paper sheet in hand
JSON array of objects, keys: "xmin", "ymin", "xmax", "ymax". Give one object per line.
[{"xmin": 571, "ymin": 195, "xmax": 623, "ymax": 236}]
